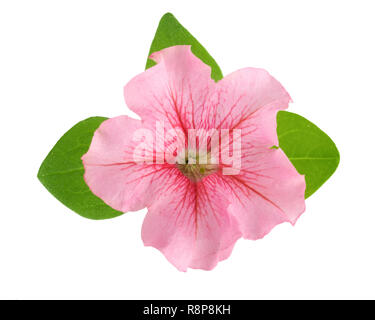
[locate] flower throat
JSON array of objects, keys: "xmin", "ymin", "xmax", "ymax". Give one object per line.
[{"xmin": 177, "ymin": 150, "xmax": 218, "ymax": 182}]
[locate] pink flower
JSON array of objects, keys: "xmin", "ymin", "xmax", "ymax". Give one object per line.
[{"xmin": 82, "ymin": 45, "xmax": 306, "ymax": 271}]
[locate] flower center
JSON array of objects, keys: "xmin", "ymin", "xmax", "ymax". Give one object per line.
[{"xmin": 176, "ymin": 150, "xmax": 218, "ymax": 182}]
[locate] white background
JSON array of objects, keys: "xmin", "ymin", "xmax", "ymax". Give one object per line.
[{"xmin": 0, "ymin": 0, "xmax": 374, "ymax": 299}]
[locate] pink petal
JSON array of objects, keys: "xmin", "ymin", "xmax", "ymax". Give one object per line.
[
  {"xmin": 142, "ymin": 174, "xmax": 241, "ymax": 271},
  {"xmin": 220, "ymin": 147, "xmax": 306, "ymax": 240},
  {"xmin": 82, "ymin": 116, "xmax": 180, "ymax": 212},
  {"xmin": 207, "ymin": 68, "xmax": 292, "ymax": 148},
  {"xmin": 124, "ymin": 45, "xmax": 215, "ymax": 133}
]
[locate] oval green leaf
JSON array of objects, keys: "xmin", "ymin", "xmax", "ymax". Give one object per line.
[
  {"xmin": 146, "ymin": 12, "xmax": 223, "ymax": 81},
  {"xmin": 277, "ymin": 111, "xmax": 340, "ymax": 198},
  {"xmin": 38, "ymin": 117, "xmax": 124, "ymax": 219}
]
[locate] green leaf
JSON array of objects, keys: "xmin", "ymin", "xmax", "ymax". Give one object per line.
[
  {"xmin": 146, "ymin": 12, "xmax": 223, "ymax": 81},
  {"xmin": 38, "ymin": 117, "xmax": 124, "ymax": 219},
  {"xmin": 277, "ymin": 111, "xmax": 340, "ymax": 198}
]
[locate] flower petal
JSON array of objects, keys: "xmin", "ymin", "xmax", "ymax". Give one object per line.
[
  {"xmin": 220, "ymin": 147, "xmax": 306, "ymax": 240},
  {"xmin": 142, "ymin": 174, "xmax": 241, "ymax": 271},
  {"xmin": 82, "ymin": 116, "xmax": 180, "ymax": 212},
  {"xmin": 205, "ymin": 68, "xmax": 291, "ymax": 147},
  {"xmin": 124, "ymin": 45, "xmax": 215, "ymax": 133}
]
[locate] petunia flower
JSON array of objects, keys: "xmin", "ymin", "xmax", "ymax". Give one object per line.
[{"xmin": 82, "ymin": 45, "xmax": 306, "ymax": 271}]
